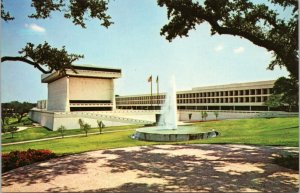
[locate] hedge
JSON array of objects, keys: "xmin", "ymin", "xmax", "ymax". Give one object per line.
[{"xmin": 2, "ymin": 149, "xmax": 56, "ymax": 172}]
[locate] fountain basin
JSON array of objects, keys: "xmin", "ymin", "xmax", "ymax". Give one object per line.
[{"xmin": 135, "ymin": 126, "xmax": 219, "ymax": 142}]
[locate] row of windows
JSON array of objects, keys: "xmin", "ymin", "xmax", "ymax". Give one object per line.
[
  {"xmin": 116, "ymin": 96, "xmax": 269, "ymax": 105},
  {"xmin": 116, "ymin": 88, "xmax": 272, "ymax": 102},
  {"xmin": 177, "ymin": 88, "xmax": 272, "ymax": 98}
]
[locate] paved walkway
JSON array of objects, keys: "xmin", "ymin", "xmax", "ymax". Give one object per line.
[
  {"xmin": 2, "ymin": 129, "xmax": 135, "ymax": 146},
  {"xmin": 2, "ymin": 144, "xmax": 298, "ymax": 192}
]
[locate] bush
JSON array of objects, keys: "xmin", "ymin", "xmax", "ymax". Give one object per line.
[
  {"xmin": 23, "ymin": 120, "xmax": 33, "ymax": 125},
  {"xmin": 2, "ymin": 149, "xmax": 56, "ymax": 172}
]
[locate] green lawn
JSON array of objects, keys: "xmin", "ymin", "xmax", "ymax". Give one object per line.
[
  {"xmin": 3, "ymin": 116, "xmax": 32, "ymax": 127},
  {"xmin": 2, "ymin": 117, "xmax": 298, "ymax": 155},
  {"xmin": 2, "ymin": 125, "xmax": 144, "ymax": 143}
]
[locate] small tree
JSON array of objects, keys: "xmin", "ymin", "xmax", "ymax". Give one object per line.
[
  {"xmin": 5, "ymin": 126, "xmax": 18, "ymax": 138},
  {"xmin": 57, "ymin": 125, "xmax": 66, "ymax": 138},
  {"xmin": 4, "ymin": 117, "xmax": 10, "ymax": 126},
  {"xmin": 213, "ymin": 112, "xmax": 219, "ymax": 120},
  {"xmin": 97, "ymin": 120, "xmax": 105, "ymax": 134},
  {"xmin": 82, "ymin": 123, "xmax": 91, "ymax": 137},
  {"xmin": 78, "ymin": 118, "xmax": 84, "ymax": 129},
  {"xmin": 265, "ymin": 94, "xmax": 284, "ymax": 110},
  {"xmin": 201, "ymin": 111, "xmax": 205, "ymax": 121},
  {"xmin": 203, "ymin": 111, "xmax": 208, "ymax": 121}
]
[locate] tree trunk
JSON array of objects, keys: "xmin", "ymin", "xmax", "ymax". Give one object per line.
[{"xmin": 17, "ymin": 115, "xmax": 24, "ymax": 123}]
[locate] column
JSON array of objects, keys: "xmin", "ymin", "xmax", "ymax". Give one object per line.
[
  {"xmin": 112, "ymin": 79, "xmax": 116, "ymax": 111},
  {"xmin": 65, "ymin": 76, "xmax": 70, "ymax": 112}
]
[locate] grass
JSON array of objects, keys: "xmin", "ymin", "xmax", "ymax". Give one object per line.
[
  {"xmin": 2, "ymin": 117, "xmax": 298, "ymax": 155},
  {"xmin": 2, "ymin": 125, "xmax": 144, "ymax": 143},
  {"xmin": 3, "ymin": 116, "xmax": 32, "ymax": 127}
]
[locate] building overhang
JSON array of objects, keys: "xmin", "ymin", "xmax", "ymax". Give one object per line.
[{"xmin": 41, "ymin": 65, "xmax": 122, "ymax": 83}]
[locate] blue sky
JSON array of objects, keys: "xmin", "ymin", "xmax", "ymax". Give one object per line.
[{"xmin": 1, "ymin": 0, "xmax": 289, "ymax": 103}]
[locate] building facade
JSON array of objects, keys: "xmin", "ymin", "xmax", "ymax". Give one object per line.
[
  {"xmin": 42, "ymin": 65, "xmax": 121, "ymax": 112},
  {"xmin": 116, "ymin": 80, "xmax": 275, "ymax": 111}
]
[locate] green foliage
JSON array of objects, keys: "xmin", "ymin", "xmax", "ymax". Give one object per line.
[
  {"xmin": 78, "ymin": 119, "xmax": 84, "ymax": 129},
  {"xmin": 1, "ymin": 0, "xmax": 14, "ymax": 21},
  {"xmin": 2, "ymin": 117, "xmax": 298, "ymax": 155},
  {"xmin": 201, "ymin": 111, "xmax": 208, "ymax": 121},
  {"xmin": 97, "ymin": 120, "xmax": 105, "ymax": 134},
  {"xmin": 2, "ymin": 149, "xmax": 56, "ymax": 173},
  {"xmin": 1, "ymin": 101, "xmax": 36, "ymax": 123},
  {"xmin": 23, "ymin": 119, "xmax": 33, "ymax": 126},
  {"xmin": 1, "ymin": 125, "xmax": 143, "ymax": 144},
  {"xmin": 213, "ymin": 111, "xmax": 219, "ymax": 120},
  {"xmin": 82, "ymin": 123, "xmax": 91, "ymax": 137},
  {"xmin": 3, "ymin": 126, "xmax": 19, "ymax": 139},
  {"xmin": 158, "ymin": 0, "xmax": 298, "ymax": 80},
  {"xmin": 272, "ymin": 77, "xmax": 299, "ymax": 111},
  {"xmin": 17, "ymin": 42, "xmax": 83, "ymax": 74},
  {"xmin": 28, "ymin": 0, "xmax": 113, "ymax": 28},
  {"xmin": 2, "ymin": 0, "xmax": 113, "ymax": 28},
  {"xmin": 3, "ymin": 117, "xmax": 10, "ymax": 126},
  {"xmin": 265, "ymin": 94, "xmax": 284, "ymax": 108},
  {"xmin": 1, "ymin": 0, "xmax": 112, "ymax": 74},
  {"xmin": 57, "ymin": 125, "xmax": 66, "ymax": 138}
]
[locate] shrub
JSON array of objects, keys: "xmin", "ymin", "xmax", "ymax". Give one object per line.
[
  {"xmin": 82, "ymin": 123, "xmax": 91, "ymax": 137},
  {"xmin": 57, "ymin": 125, "xmax": 66, "ymax": 138},
  {"xmin": 78, "ymin": 118, "xmax": 84, "ymax": 129},
  {"xmin": 3, "ymin": 126, "xmax": 18, "ymax": 138},
  {"xmin": 23, "ymin": 120, "xmax": 33, "ymax": 125},
  {"xmin": 213, "ymin": 111, "xmax": 219, "ymax": 120},
  {"xmin": 2, "ymin": 149, "xmax": 56, "ymax": 172},
  {"xmin": 97, "ymin": 120, "xmax": 105, "ymax": 134}
]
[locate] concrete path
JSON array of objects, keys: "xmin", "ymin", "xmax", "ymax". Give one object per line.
[
  {"xmin": 2, "ymin": 144, "xmax": 298, "ymax": 192},
  {"xmin": 2, "ymin": 128, "xmax": 135, "ymax": 146}
]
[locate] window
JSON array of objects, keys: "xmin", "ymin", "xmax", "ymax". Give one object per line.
[{"xmin": 256, "ymin": 89, "xmax": 261, "ymax": 95}]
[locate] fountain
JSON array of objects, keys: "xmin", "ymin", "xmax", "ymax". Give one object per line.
[
  {"xmin": 158, "ymin": 76, "xmax": 178, "ymax": 130},
  {"xmin": 134, "ymin": 76, "xmax": 219, "ymax": 142}
]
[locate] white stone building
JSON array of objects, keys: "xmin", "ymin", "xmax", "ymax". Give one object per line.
[
  {"xmin": 30, "ymin": 65, "xmax": 293, "ymax": 130},
  {"xmin": 29, "ymin": 65, "xmax": 153, "ymax": 130}
]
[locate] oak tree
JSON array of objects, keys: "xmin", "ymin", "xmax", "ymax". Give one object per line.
[
  {"xmin": 1, "ymin": 0, "xmax": 113, "ymax": 74},
  {"xmin": 158, "ymin": 0, "xmax": 298, "ymax": 80}
]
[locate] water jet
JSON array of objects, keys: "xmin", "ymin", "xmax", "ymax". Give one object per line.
[{"xmin": 134, "ymin": 76, "xmax": 219, "ymax": 142}]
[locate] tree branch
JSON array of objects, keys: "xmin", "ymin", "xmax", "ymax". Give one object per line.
[{"xmin": 1, "ymin": 56, "xmax": 53, "ymax": 74}]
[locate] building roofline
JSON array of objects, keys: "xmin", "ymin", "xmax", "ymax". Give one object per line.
[
  {"xmin": 191, "ymin": 80, "xmax": 276, "ymax": 91},
  {"xmin": 116, "ymin": 80, "xmax": 276, "ymax": 98},
  {"xmin": 41, "ymin": 64, "xmax": 122, "ymax": 83},
  {"xmin": 72, "ymin": 64, "xmax": 121, "ymax": 73}
]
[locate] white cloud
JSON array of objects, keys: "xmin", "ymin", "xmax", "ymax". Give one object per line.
[
  {"xmin": 214, "ymin": 44, "xmax": 224, "ymax": 52},
  {"xmin": 25, "ymin": 23, "xmax": 46, "ymax": 32},
  {"xmin": 233, "ymin": 47, "xmax": 245, "ymax": 54}
]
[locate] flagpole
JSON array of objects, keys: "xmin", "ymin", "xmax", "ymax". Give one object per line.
[
  {"xmin": 157, "ymin": 76, "xmax": 159, "ymax": 107},
  {"xmin": 151, "ymin": 76, "xmax": 153, "ymax": 109}
]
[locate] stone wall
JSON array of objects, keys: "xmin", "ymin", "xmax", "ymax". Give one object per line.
[
  {"xmin": 69, "ymin": 77, "xmax": 113, "ymax": 101},
  {"xmin": 47, "ymin": 77, "xmax": 68, "ymax": 112}
]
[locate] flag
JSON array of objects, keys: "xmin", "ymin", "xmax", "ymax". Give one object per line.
[
  {"xmin": 156, "ymin": 76, "xmax": 159, "ymax": 83},
  {"xmin": 148, "ymin": 75, "xmax": 152, "ymax": 82}
]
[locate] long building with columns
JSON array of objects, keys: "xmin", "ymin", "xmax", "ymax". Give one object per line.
[
  {"xmin": 31, "ymin": 66, "xmax": 289, "ymax": 131},
  {"xmin": 116, "ymin": 80, "xmax": 277, "ymax": 111}
]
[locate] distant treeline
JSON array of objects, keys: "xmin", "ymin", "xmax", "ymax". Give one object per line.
[{"xmin": 2, "ymin": 101, "xmax": 36, "ymax": 123}]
